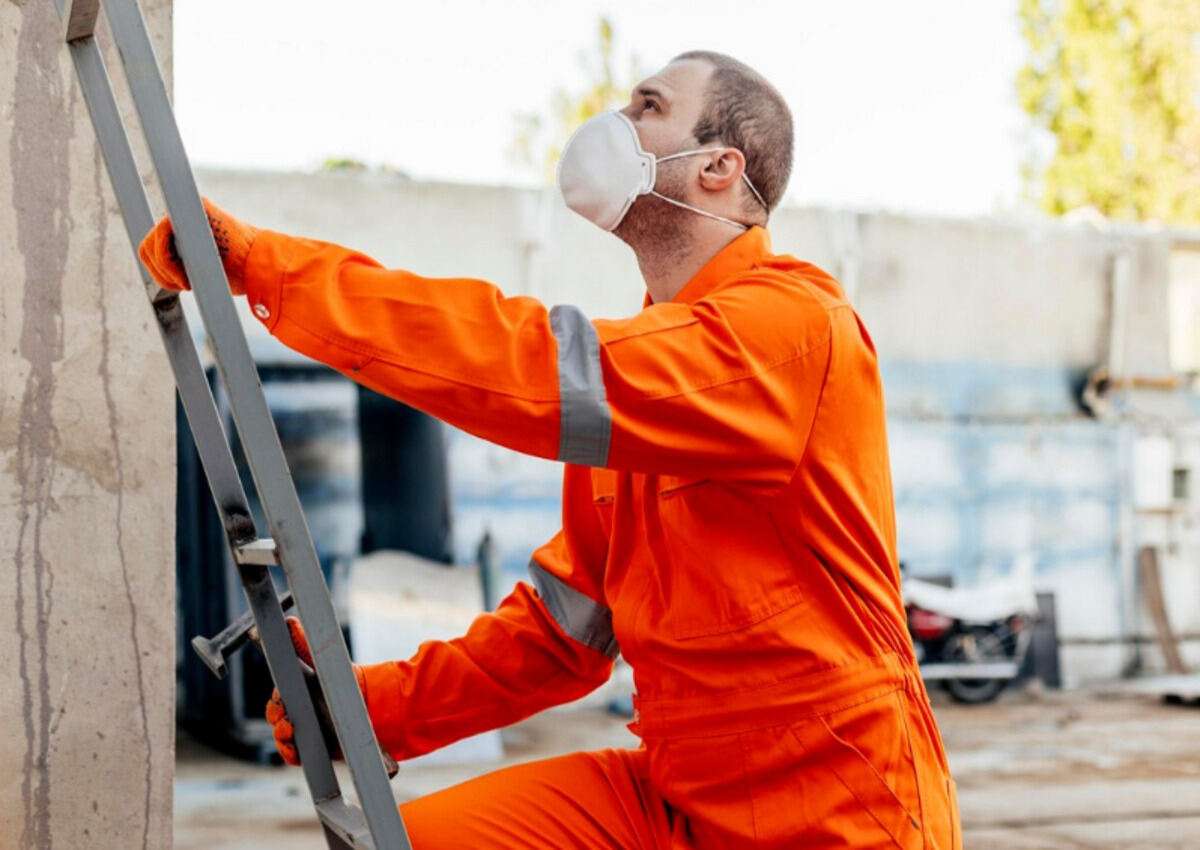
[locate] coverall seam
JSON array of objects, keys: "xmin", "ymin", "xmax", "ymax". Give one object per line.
[
  {"xmin": 629, "ymin": 320, "xmax": 834, "ymax": 403},
  {"xmin": 894, "ymin": 689, "xmax": 931, "ymax": 849},
  {"xmin": 780, "ymin": 304, "xmax": 844, "ymax": 486},
  {"xmin": 819, "ymin": 708, "xmax": 923, "ymax": 829},
  {"xmin": 668, "ymin": 588, "xmax": 805, "ymax": 641},
  {"xmin": 272, "ymin": 313, "xmax": 561, "ymax": 402},
  {"xmin": 803, "ymin": 719, "xmax": 918, "ymax": 848},
  {"xmin": 768, "ymin": 305, "xmax": 842, "ymax": 537},
  {"xmin": 739, "ymin": 731, "xmax": 761, "ymax": 842},
  {"xmin": 599, "ymin": 266, "xmax": 804, "ymax": 347},
  {"xmin": 601, "ymin": 273, "xmax": 839, "ymax": 399},
  {"xmin": 633, "ymin": 651, "xmax": 905, "ymax": 709},
  {"xmin": 636, "ymin": 681, "xmax": 905, "ymax": 742},
  {"xmin": 599, "ymin": 314, "xmax": 700, "ymax": 345}
]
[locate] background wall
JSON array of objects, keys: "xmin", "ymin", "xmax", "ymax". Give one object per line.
[
  {"xmin": 197, "ymin": 168, "xmax": 1200, "ymax": 687},
  {"xmin": 1, "ymin": 2, "xmax": 176, "ymax": 846}
]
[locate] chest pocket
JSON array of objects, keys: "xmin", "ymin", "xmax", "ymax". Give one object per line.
[{"xmin": 650, "ymin": 475, "xmax": 804, "ymax": 640}]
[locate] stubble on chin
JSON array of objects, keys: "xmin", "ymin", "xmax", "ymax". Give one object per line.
[{"xmin": 614, "ymin": 192, "xmax": 694, "ymax": 265}]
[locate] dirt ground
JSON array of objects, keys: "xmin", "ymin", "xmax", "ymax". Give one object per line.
[{"xmin": 175, "ymin": 687, "xmax": 1200, "ymax": 849}]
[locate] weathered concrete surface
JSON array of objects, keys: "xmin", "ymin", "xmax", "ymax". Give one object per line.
[
  {"xmin": 0, "ymin": 2, "xmax": 175, "ymax": 847},
  {"xmin": 945, "ymin": 691, "xmax": 1200, "ymax": 849}
]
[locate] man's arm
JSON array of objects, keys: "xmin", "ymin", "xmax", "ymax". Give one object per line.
[
  {"xmin": 268, "ymin": 535, "xmax": 615, "ymax": 763},
  {"xmin": 268, "ymin": 464, "xmax": 617, "ymax": 763},
  {"xmin": 240, "ymin": 229, "xmax": 832, "ymax": 490},
  {"xmin": 361, "ymin": 567, "xmax": 614, "ymax": 761},
  {"xmin": 139, "ymin": 203, "xmax": 832, "ymax": 488}
]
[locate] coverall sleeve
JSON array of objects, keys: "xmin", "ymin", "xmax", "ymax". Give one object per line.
[
  {"xmin": 359, "ymin": 575, "xmax": 612, "ymax": 761},
  {"xmin": 357, "ymin": 467, "xmax": 616, "ymax": 761},
  {"xmin": 243, "ymin": 231, "xmax": 832, "ymax": 489}
]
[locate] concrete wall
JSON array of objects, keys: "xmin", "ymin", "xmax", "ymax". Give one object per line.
[
  {"xmin": 196, "ymin": 168, "xmax": 1200, "ymax": 686},
  {"xmin": 1, "ymin": 3, "xmax": 175, "ymax": 847}
]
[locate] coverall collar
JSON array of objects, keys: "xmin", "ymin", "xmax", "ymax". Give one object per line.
[{"xmin": 657, "ymin": 226, "xmax": 772, "ymax": 306}]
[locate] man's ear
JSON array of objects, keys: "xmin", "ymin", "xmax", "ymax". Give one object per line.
[{"xmin": 697, "ymin": 148, "xmax": 746, "ymax": 194}]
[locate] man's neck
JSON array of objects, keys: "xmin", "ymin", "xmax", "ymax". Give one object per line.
[{"xmin": 636, "ymin": 220, "xmax": 744, "ymax": 304}]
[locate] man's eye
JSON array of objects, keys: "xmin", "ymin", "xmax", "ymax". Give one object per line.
[{"xmin": 645, "ymin": 100, "xmax": 660, "ymax": 113}]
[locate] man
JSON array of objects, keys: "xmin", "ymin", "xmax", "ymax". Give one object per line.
[{"xmin": 142, "ymin": 51, "xmax": 960, "ymax": 849}]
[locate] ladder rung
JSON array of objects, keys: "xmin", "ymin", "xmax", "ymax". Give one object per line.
[
  {"xmin": 235, "ymin": 537, "xmax": 279, "ymax": 566},
  {"xmin": 62, "ymin": 0, "xmax": 101, "ymax": 42},
  {"xmin": 315, "ymin": 798, "xmax": 376, "ymax": 849}
]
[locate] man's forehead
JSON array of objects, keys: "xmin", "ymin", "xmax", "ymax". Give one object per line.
[{"xmin": 636, "ymin": 59, "xmax": 713, "ymax": 102}]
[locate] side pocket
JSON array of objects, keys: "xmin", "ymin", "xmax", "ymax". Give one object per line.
[
  {"xmin": 744, "ymin": 689, "xmax": 925, "ymax": 849},
  {"xmin": 789, "ymin": 698, "xmax": 924, "ymax": 850}
]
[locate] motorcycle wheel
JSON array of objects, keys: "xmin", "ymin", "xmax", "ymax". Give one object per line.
[
  {"xmin": 941, "ymin": 628, "xmax": 1012, "ymax": 704},
  {"xmin": 943, "ymin": 674, "xmax": 1007, "ymax": 704}
]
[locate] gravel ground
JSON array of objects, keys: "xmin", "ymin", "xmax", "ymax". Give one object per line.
[{"xmin": 175, "ymin": 686, "xmax": 1200, "ymax": 849}]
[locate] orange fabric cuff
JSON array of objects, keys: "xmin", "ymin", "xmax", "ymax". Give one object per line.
[
  {"xmin": 358, "ymin": 660, "xmax": 410, "ymax": 760},
  {"xmin": 243, "ymin": 229, "xmax": 292, "ymax": 332}
]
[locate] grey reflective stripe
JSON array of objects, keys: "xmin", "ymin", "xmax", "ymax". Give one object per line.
[
  {"xmin": 549, "ymin": 304, "xmax": 612, "ymax": 467},
  {"xmin": 529, "ymin": 561, "xmax": 619, "ymax": 658}
]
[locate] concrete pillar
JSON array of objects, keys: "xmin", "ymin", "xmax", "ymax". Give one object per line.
[{"xmin": 1, "ymin": 2, "xmax": 175, "ymax": 847}]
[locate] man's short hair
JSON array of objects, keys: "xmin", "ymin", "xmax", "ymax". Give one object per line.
[{"xmin": 673, "ymin": 50, "xmax": 794, "ymax": 215}]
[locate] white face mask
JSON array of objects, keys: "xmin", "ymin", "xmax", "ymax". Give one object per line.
[{"xmin": 557, "ymin": 110, "xmax": 767, "ymax": 232}]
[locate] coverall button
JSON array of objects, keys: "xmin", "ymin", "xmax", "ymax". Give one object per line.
[{"xmin": 253, "ymin": 303, "xmax": 270, "ymax": 320}]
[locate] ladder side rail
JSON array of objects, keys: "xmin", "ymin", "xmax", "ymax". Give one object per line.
[
  {"xmin": 66, "ymin": 37, "xmax": 249, "ymax": 534},
  {"xmin": 57, "ymin": 7, "xmax": 347, "ymax": 815},
  {"xmin": 97, "ymin": 1, "xmax": 410, "ymax": 844}
]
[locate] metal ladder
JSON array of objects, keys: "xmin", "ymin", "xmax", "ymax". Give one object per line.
[{"xmin": 56, "ymin": 1, "xmax": 412, "ymax": 846}]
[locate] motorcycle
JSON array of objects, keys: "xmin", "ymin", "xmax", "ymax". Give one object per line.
[{"xmin": 903, "ymin": 556, "xmax": 1039, "ymax": 704}]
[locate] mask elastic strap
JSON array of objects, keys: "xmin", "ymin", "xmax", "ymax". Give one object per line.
[
  {"xmin": 740, "ymin": 174, "xmax": 768, "ymax": 211},
  {"xmin": 656, "ymin": 149, "xmax": 769, "ymax": 212},
  {"xmin": 649, "ymin": 191, "xmax": 749, "ymax": 231}
]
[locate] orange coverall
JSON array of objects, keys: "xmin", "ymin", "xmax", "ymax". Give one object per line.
[{"xmin": 238, "ymin": 224, "xmax": 960, "ymax": 848}]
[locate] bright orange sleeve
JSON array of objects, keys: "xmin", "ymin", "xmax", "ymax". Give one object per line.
[
  {"xmin": 357, "ymin": 579, "xmax": 613, "ymax": 761},
  {"xmin": 354, "ymin": 467, "xmax": 614, "ymax": 761},
  {"xmin": 243, "ymin": 230, "xmax": 832, "ymax": 488}
]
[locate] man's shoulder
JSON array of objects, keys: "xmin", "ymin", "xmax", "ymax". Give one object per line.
[
  {"xmin": 708, "ymin": 257, "xmax": 850, "ymax": 328},
  {"xmin": 699, "ymin": 261, "xmax": 850, "ymax": 361},
  {"xmin": 750, "ymin": 254, "xmax": 850, "ymax": 312}
]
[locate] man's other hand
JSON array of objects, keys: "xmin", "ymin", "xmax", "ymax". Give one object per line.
[
  {"xmin": 264, "ymin": 616, "xmax": 367, "ymax": 766},
  {"xmin": 138, "ymin": 197, "xmax": 259, "ymax": 294}
]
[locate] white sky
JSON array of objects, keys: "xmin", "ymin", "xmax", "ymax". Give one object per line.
[{"xmin": 174, "ymin": 0, "xmax": 1031, "ymax": 217}]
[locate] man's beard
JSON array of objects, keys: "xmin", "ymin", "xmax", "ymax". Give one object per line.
[{"xmin": 613, "ymin": 165, "xmax": 694, "ymax": 261}]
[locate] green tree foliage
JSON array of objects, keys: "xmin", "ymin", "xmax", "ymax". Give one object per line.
[
  {"xmin": 510, "ymin": 17, "xmax": 645, "ymax": 183},
  {"xmin": 321, "ymin": 157, "xmax": 369, "ymax": 173},
  {"xmin": 1017, "ymin": 0, "xmax": 1200, "ymax": 224}
]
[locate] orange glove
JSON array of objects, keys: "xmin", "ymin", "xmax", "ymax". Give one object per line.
[
  {"xmin": 137, "ymin": 198, "xmax": 259, "ymax": 295},
  {"xmin": 264, "ymin": 616, "xmax": 367, "ymax": 766}
]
